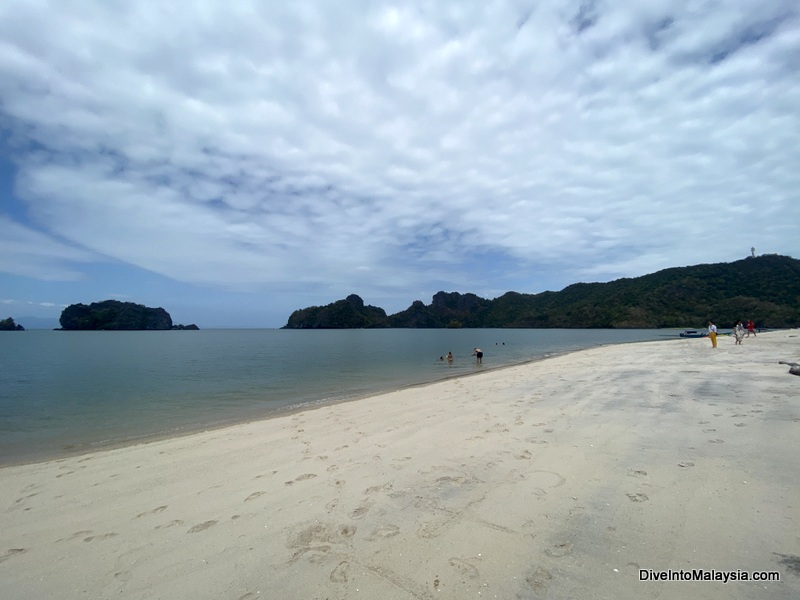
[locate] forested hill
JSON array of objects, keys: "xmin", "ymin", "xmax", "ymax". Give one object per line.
[
  {"xmin": 59, "ymin": 300, "xmax": 199, "ymax": 330},
  {"xmin": 283, "ymin": 254, "xmax": 800, "ymax": 329}
]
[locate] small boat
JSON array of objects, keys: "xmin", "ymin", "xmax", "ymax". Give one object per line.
[{"xmin": 679, "ymin": 330, "xmax": 707, "ymax": 338}]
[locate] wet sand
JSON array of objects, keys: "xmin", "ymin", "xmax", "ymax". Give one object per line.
[{"xmin": 1, "ymin": 331, "xmax": 798, "ymax": 599}]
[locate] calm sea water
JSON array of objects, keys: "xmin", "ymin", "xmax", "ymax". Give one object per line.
[{"xmin": 0, "ymin": 328, "xmax": 674, "ymax": 465}]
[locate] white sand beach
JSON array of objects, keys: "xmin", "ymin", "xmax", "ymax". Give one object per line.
[{"xmin": 1, "ymin": 331, "xmax": 798, "ymax": 599}]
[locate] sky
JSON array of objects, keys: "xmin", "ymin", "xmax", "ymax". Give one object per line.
[{"xmin": 1, "ymin": 1, "xmax": 799, "ymax": 328}]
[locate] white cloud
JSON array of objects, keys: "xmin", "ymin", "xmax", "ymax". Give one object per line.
[
  {"xmin": 0, "ymin": 0, "xmax": 798, "ymax": 324},
  {"xmin": 0, "ymin": 216, "xmax": 97, "ymax": 280}
]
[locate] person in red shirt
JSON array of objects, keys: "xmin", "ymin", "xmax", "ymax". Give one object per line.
[{"xmin": 746, "ymin": 320, "xmax": 757, "ymax": 337}]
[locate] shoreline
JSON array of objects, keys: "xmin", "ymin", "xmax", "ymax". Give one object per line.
[
  {"xmin": 0, "ymin": 349, "xmax": 572, "ymax": 469},
  {"xmin": 2, "ymin": 331, "xmax": 798, "ymax": 599},
  {"xmin": 0, "ymin": 337, "xmax": 653, "ymax": 469}
]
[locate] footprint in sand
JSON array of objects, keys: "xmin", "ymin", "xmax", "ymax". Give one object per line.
[
  {"xmin": 448, "ymin": 557, "xmax": 480, "ymax": 579},
  {"xmin": 244, "ymin": 491, "xmax": 266, "ymax": 502},
  {"xmin": 364, "ymin": 482, "xmax": 393, "ymax": 495},
  {"xmin": 14, "ymin": 492, "xmax": 40, "ymax": 504},
  {"xmin": 285, "ymin": 473, "xmax": 318, "ymax": 485},
  {"xmin": 516, "ymin": 449, "xmax": 532, "ymax": 460},
  {"xmin": 0, "ymin": 548, "xmax": 27, "ymax": 564},
  {"xmin": 524, "ymin": 567, "xmax": 553, "ymax": 595},
  {"xmin": 626, "ymin": 492, "xmax": 649, "ymax": 502},
  {"xmin": 544, "ymin": 542, "xmax": 573, "ymax": 557},
  {"xmin": 708, "ymin": 439, "xmax": 725, "ymax": 444},
  {"xmin": 197, "ymin": 484, "xmax": 223, "ymax": 495},
  {"xmin": 339, "ymin": 524, "xmax": 357, "ymax": 538},
  {"xmin": 367, "ymin": 523, "xmax": 400, "ymax": 540},
  {"xmin": 154, "ymin": 519, "xmax": 184, "ymax": 530},
  {"xmin": 773, "ymin": 553, "xmax": 800, "ymax": 576},
  {"xmin": 734, "ymin": 423, "xmax": 747, "ymax": 427},
  {"xmin": 349, "ymin": 506, "xmax": 369, "ymax": 519},
  {"xmin": 187, "ymin": 520, "xmax": 217, "ymax": 533},
  {"xmin": 57, "ymin": 530, "xmax": 93, "ymax": 543},
  {"xmin": 84, "ymin": 533, "xmax": 118, "ymax": 542},
  {"xmin": 330, "ymin": 560, "xmax": 350, "ymax": 583},
  {"xmin": 678, "ymin": 462, "xmax": 695, "ymax": 468},
  {"xmin": 136, "ymin": 505, "xmax": 168, "ymax": 518}
]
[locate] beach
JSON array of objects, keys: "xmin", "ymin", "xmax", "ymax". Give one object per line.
[{"xmin": 1, "ymin": 331, "xmax": 798, "ymax": 599}]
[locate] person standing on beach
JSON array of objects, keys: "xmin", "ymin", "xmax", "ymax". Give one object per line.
[
  {"xmin": 733, "ymin": 320, "xmax": 745, "ymax": 345},
  {"xmin": 472, "ymin": 348, "xmax": 483, "ymax": 364},
  {"xmin": 708, "ymin": 321, "xmax": 718, "ymax": 348},
  {"xmin": 746, "ymin": 319, "xmax": 757, "ymax": 337}
]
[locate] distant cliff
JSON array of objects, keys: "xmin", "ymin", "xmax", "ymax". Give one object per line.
[
  {"xmin": 389, "ymin": 292, "xmax": 491, "ymax": 328},
  {"xmin": 59, "ymin": 300, "xmax": 198, "ymax": 330},
  {"xmin": 284, "ymin": 294, "xmax": 389, "ymax": 329},
  {"xmin": 283, "ymin": 254, "xmax": 800, "ymax": 329}
]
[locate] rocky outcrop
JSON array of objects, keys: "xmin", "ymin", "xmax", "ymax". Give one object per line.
[
  {"xmin": 59, "ymin": 300, "xmax": 175, "ymax": 330},
  {"xmin": 284, "ymin": 294, "xmax": 389, "ymax": 328},
  {"xmin": 388, "ymin": 293, "xmax": 491, "ymax": 327},
  {"xmin": 0, "ymin": 317, "xmax": 25, "ymax": 331}
]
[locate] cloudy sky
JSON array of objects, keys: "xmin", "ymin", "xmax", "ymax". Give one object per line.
[{"xmin": 1, "ymin": 1, "xmax": 798, "ymax": 327}]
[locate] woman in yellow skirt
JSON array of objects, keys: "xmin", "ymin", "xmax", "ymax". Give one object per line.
[{"xmin": 708, "ymin": 321, "xmax": 718, "ymax": 348}]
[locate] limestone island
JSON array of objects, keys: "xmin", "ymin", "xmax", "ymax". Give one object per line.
[
  {"xmin": 58, "ymin": 300, "xmax": 198, "ymax": 330},
  {"xmin": 0, "ymin": 317, "xmax": 25, "ymax": 331}
]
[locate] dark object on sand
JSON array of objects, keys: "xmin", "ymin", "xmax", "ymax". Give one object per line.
[
  {"xmin": 778, "ymin": 361, "xmax": 800, "ymax": 376},
  {"xmin": 679, "ymin": 330, "xmax": 707, "ymax": 338}
]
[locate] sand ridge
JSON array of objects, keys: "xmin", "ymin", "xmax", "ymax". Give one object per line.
[{"xmin": 1, "ymin": 331, "xmax": 798, "ymax": 599}]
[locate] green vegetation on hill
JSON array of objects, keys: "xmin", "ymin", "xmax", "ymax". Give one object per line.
[
  {"xmin": 0, "ymin": 317, "xmax": 25, "ymax": 331},
  {"xmin": 389, "ymin": 292, "xmax": 492, "ymax": 328},
  {"xmin": 59, "ymin": 300, "xmax": 199, "ymax": 330},
  {"xmin": 285, "ymin": 295, "xmax": 389, "ymax": 329},
  {"xmin": 283, "ymin": 255, "xmax": 800, "ymax": 329}
]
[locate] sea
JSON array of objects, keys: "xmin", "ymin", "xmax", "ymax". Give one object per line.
[{"xmin": 0, "ymin": 328, "xmax": 677, "ymax": 466}]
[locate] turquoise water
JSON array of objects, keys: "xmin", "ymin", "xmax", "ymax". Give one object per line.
[{"xmin": 0, "ymin": 328, "xmax": 673, "ymax": 465}]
